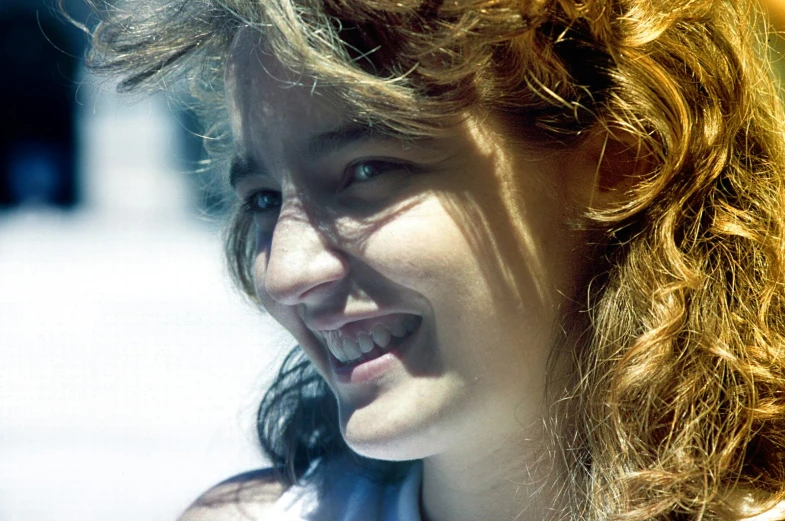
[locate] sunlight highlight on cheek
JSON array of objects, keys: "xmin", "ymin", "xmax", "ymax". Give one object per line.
[
  {"xmin": 362, "ymin": 197, "xmax": 469, "ymax": 284},
  {"xmin": 444, "ymin": 118, "xmax": 554, "ymax": 309}
]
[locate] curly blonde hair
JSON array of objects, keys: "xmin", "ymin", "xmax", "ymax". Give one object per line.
[{"xmin": 81, "ymin": 0, "xmax": 785, "ymax": 519}]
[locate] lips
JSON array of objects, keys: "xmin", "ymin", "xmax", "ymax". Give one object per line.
[{"xmin": 317, "ymin": 313, "xmax": 422, "ymax": 364}]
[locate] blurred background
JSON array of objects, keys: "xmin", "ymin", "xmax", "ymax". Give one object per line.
[
  {"xmin": 0, "ymin": 1, "xmax": 294, "ymax": 520},
  {"xmin": 1, "ymin": 2, "xmax": 784, "ymax": 521}
]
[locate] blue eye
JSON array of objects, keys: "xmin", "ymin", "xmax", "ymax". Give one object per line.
[
  {"xmin": 352, "ymin": 162, "xmax": 382, "ymax": 181},
  {"xmin": 246, "ymin": 190, "xmax": 282, "ymax": 213},
  {"xmin": 347, "ymin": 160, "xmax": 408, "ymax": 184}
]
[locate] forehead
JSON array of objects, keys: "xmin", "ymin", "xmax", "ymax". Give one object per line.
[{"xmin": 225, "ymin": 30, "xmax": 351, "ymax": 155}]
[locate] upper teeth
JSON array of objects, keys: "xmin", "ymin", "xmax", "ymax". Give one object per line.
[
  {"xmin": 321, "ymin": 316, "xmax": 420, "ymax": 364},
  {"xmin": 372, "ymin": 324, "xmax": 391, "ymax": 348},
  {"xmin": 342, "ymin": 337, "xmax": 362, "ymax": 360}
]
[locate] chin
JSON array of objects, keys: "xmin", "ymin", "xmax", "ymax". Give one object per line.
[
  {"xmin": 338, "ymin": 404, "xmax": 447, "ymax": 462},
  {"xmin": 342, "ymin": 432, "xmax": 430, "ymax": 462}
]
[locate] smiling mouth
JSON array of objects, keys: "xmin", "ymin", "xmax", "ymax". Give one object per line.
[{"xmin": 320, "ymin": 314, "xmax": 422, "ymax": 366}]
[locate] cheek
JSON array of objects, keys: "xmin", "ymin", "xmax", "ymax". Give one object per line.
[
  {"xmin": 251, "ymin": 250, "xmax": 332, "ymax": 377},
  {"xmin": 360, "ymin": 197, "xmax": 548, "ymax": 380},
  {"xmin": 252, "ymin": 252, "xmax": 290, "ymax": 331},
  {"xmin": 359, "ymin": 199, "xmax": 477, "ymax": 294}
]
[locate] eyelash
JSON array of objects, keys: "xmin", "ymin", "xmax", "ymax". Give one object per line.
[
  {"xmin": 243, "ymin": 190, "xmax": 282, "ymax": 215},
  {"xmin": 242, "ymin": 159, "xmax": 412, "ymax": 214},
  {"xmin": 341, "ymin": 159, "xmax": 411, "ymax": 188}
]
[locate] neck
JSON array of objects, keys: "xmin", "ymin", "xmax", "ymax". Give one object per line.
[{"xmin": 420, "ymin": 423, "xmax": 568, "ymax": 521}]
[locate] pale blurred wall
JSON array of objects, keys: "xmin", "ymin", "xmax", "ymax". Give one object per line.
[{"xmin": 0, "ymin": 7, "xmax": 293, "ymax": 519}]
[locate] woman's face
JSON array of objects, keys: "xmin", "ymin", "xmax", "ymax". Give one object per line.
[{"xmin": 226, "ymin": 35, "xmax": 601, "ymax": 461}]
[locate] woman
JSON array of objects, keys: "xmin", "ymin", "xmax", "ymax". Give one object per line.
[{"xmin": 80, "ymin": 0, "xmax": 785, "ymax": 519}]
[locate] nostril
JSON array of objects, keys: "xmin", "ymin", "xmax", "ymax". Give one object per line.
[
  {"xmin": 262, "ymin": 244, "xmax": 349, "ymax": 305},
  {"xmin": 258, "ymin": 207, "xmax": 349, "ymax": 305}
]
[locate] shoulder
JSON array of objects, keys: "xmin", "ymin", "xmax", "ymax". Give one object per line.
[{"xmin": 177, "ymin": 468, "xmax": 286, "ymax": 521}]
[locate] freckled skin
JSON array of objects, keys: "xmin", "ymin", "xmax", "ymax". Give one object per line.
[{"xmin": 226, "ymin": 30, "xmax": 604, "ymax": 521}]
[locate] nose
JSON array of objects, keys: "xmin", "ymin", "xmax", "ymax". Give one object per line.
[{"xmin": 260, "ymin": 204, "xmax": 349, "ymax": 306}]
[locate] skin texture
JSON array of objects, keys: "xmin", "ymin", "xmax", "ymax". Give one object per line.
[{"xmin": 224, "ymin": 31, "xmax": 608, "ymax": 521}]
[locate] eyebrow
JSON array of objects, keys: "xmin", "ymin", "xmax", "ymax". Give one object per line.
[
  {"xmin": 304, "ymin": 123, "xmax": 383, "ymax": 161},
  {"xmin": 228, "ymin": 155, "xmax": 267, "ymax": 189},
  {"xmin": 229, "ymin": 123, "xmax": 403, "ymax": 189}
]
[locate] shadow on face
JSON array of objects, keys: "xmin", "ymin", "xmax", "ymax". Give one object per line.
[{"xmin": 226, "ymin": 30, "xmax": 609, "ymax": 459}]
